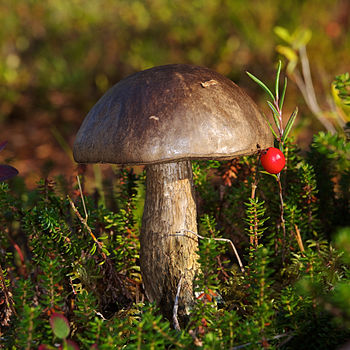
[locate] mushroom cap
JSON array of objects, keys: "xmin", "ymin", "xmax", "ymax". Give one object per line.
[{"xmin": 73, "ymin": 64, "xmax": 273, "ymax": 165}]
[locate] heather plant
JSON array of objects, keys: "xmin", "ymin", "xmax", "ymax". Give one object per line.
[{"xmin": 1, "ymin": 67, "xmax": 350, "ymax": 349}]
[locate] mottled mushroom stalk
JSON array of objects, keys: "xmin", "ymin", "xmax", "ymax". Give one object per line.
[{"xmin": 140, "ymin": 160, "xmax": 198, "ymax": 319}]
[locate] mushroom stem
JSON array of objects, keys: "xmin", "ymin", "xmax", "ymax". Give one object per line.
[{"xmin": 140, "ymin": 160, "xmax": 199, "ymax": 321}]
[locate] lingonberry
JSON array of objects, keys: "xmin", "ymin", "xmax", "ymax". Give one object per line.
[{"xmin": 260, "ymin": 147, "xmax": 285, "ymax": 174}]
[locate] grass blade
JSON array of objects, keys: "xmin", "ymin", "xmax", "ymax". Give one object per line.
[
  {"xmin": 267, "ymin": 101, "xmax": 281, "ymax": 130},
  {"xmin": 246, "ymin": 71, "xmax": 275, "ymax": 101},
  {"xmin": 282, "ymin": 107, "xmax": 298, "ymax": 142},
  {"xmin": 279, "ymin": 77, "xmax": 288, "ymax": 111},
  {"xmin": 275, "ymin": 60, "xmax": 282, "ymax": 100}
]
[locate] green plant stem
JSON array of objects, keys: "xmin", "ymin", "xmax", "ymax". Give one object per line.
[
  {"xmin": 276, "ymin": 174, "xmax": 286, "ymax": 263},
  {"xmin": 25, "ymin": 307, "xmax": 35, "ymax": 350},
  {"xmin": 250, "ymin": 181, "xmax": 259, "ymax": 248},
  {"xmin": 250, "ymin": 158, "xmax": 261, "ymax": 247}
]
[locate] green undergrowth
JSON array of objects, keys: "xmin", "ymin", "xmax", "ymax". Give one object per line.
[{"xmin": 0, "ymin": 131, "xmax": 350, "ymax": 349}]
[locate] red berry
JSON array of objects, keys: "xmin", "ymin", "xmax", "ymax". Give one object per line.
[{"xmin": 260, "ymin": 147, "xmax": 285, "ymax": 174}]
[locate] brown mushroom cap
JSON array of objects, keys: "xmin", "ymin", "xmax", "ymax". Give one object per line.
[{"xmin": 73, "ymin": 64, "xmax": 273, "ymax": 165}]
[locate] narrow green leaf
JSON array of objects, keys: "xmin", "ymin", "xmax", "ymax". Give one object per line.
[
  {"xmin": 267, "ymin": 101, "xmax": 281, "ymax": 130},
  {"xmin": 282, "ymin": 107, "xmax": 298, "ymax": 142},
  {"xmin": 90, "ymin": 243, "xmax": 97, "ymax": 255},
  {"xmin": 102, "ymin": 246, "xmax": 110, "ymax": 255},
  {"xmin": 275, "ymin": 60, "xmax": 282, "ymax": 100},
  {"xmin": 259, "ymin": 170, "xmax": 279, "ymax": 180},
  {"xmin": 246, "ymin": 71, "xmax": 275, "ymax": 101},
  {"xmin": 279, "ymin": 77, "xmax": 287, "ymax": 111},
  {"xmin": 262, "ymin": 113, "xmax": 279, "ymax": 140}
]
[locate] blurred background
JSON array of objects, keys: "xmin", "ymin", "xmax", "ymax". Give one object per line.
[{"xmin": 1, "ymin": 0, "xmax": 349, "ymax": 189}]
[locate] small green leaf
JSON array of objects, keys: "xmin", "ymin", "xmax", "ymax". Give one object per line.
[
  {"xmin": 90, "ymin": 243, "xmax": 97, "ymax": 255},
  {"xmin": 259, "ymin": 170, "xmax": 278, "ymax": 180},
  {"xmin": 50, "ymin": 313, "xmax": 70, "ymax": 339},
  {"xmin": 275, "ymin": 60, "xmax": 282, "ymax": 100},
  {"xmin": 246, "ymin": 71, "xmax": 275, "ymax": 101},
  {"xmin": 282, "ymin": 107, "xmax": 298, "ymax": 142},
  {"xmin": 267, "ymin": 101, "xmax": 281, "ymax": 130},
  {"xmin": 279, "ymin": 77, "xmax": 288, "ymax": 111},
  {"xmin": 101, "ymin": 246, "xmax": 110, "ymax": 255}
]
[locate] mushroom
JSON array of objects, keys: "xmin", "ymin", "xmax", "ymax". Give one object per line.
[{"xmin": 73, "ymin": 64, "xmax": 273, "ymax": 321}]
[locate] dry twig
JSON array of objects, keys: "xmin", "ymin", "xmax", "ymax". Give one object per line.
[
  {"xmin": 174, "ymin": 230, "xmax": 245, "ymax": 273},
  {"xmin": 172, "ymin": 275, "xmax": 183, "ymax": 331},
  {"xmin": 68, "ymin": 176, "xmax": 106, "ymax": 260}
]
